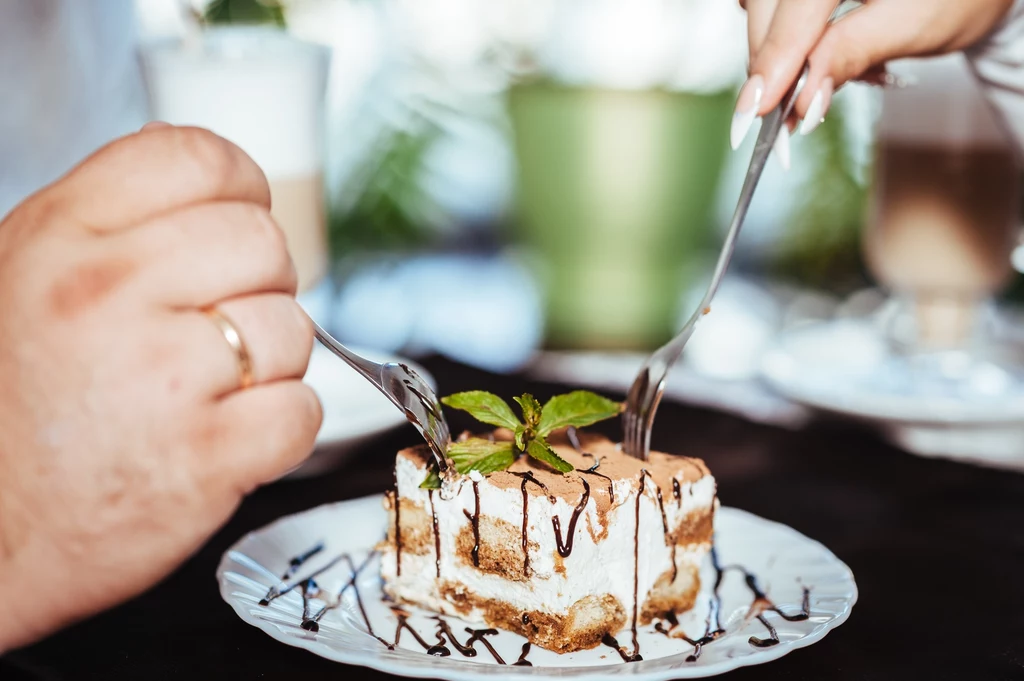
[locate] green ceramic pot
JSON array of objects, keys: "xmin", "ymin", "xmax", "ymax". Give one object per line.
[{"xmin": 509, "ymin": 83, "xmax": 733, "ymax": 349}]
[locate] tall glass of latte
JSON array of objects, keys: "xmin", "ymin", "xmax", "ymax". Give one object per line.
[
  {"xmin": 865, "ymin": 54, "xmax": 1020, "ymax": 352},
  {"xmin": 140, "ymin": 27, "xmax": 331, "ymax": 297}
]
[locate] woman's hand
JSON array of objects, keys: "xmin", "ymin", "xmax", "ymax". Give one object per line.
[
  {"xmin": 0, "ymin": 125, "xmax": 322, "ymax": 650},
  {"xmin": 732, "ymin": 0, "xmax": 1015, "ymax": 151}
]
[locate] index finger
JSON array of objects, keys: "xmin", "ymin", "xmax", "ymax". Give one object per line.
[
  {"xmin": 50, "ymin": 125, "xmax": 271, "ymax": 233},
  {"xmin": 743, "ymin": 0, "xmax": 780, "ymax": 60},
  {"xmin": 751, "ymin": 0, "xmax": 839, "ymax": 114}
]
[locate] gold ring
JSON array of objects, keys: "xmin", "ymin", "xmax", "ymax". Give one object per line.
[{"xmin": 204, "ymin": 308, "xmax": 254, "ymax": 390}]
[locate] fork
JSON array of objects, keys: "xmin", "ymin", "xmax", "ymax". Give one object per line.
[
  {"xmin": 621, "ymin": 64, "xmax": 810, "ymax": 460},
  {"xmin": 311, "ymin": 320, "xmax": 451, "ymax": 470}
]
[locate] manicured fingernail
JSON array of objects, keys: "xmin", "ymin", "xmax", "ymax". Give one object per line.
[
  {"xmin": 141, "ymin": 121, "xmax": 171, "ymax": 131},
  {"xmin": 799, "ymin": 77, "xmax": 833, "ymax": 136},
  {"xmin": 774, "ymin": 125, "xmax": 791, "ymax": 171},
  {"xmin": 731, "ymin": 74, "xmax": 764, "ymax": 150}
]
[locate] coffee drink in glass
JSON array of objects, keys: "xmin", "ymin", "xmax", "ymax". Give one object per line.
[
  {"xmin": 865, "ymin": 54, "xmax": 1020, "ymax": 352},
  {"xmin": 140, "ymin": 27, "xmax": 331, "ymax": 294}
]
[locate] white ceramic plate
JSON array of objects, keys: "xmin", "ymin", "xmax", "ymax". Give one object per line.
[
  {"xmin": 292, "ymin": 345, "xmax": 434, "ymax": 478},
  {"xmin": 218, "ymin": 495, "xmax": 857, "ymax": 679},
  {"xmin": 760, "ymin": 320, "xmax": 1024, "ymax": 467}
]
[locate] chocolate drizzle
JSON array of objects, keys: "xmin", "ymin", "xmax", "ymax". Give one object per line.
[
  {"xmin": 298, "ymin": 579, "xmax": 318, "ymax": 626},
  {"xmin": 552, "ymin": 478, "xmax": 591, "ymax": 558},
  {"xmin": 264, "ymin": 550, "xmax": 386, "ymax": 645},
  {"xmin": 429, "ymin": 618, "xmax": 513, "ymax": 664},
  {"xmin": 510, "ymin": 471, "xmax": 554, "ymax": 576},
  {"xmin": 391, "ymin": 608, "xmax": 443, "ymax": 654},
  {"xmin": 659, "ymin": 546, "xmax": 727, "ymax": 661},
  {"xmin": 333, "ymin": 554, "xmax": 392, "ymax": 647},
  {"xmin": 282, "ymin": 542, "xmax": 324, "ymax": 580},
  {"xmin": 577, "ymin": 459, "xmax": 615, "ymax": 506},
  {"xmin": 428, "ymin": 490, "xmax": 441, "ymax": 578},
  {"xmin": 739, "ymin": 569, "xmax": 811, "ymax": 647},
  {"xmin": 393, "ymin": 468, "xmax": 402, "ymax": 577},
  {"xmin": 642, "ymin": 470, "xmax": 677, "ymax": 584},
  {"xmin": 654, "ymin": 547, "xmax": 812, "ymax": 661},
  {"xmin": 259, "ymin": 551, "xmax": 348, "ymax": 607},
  {"xmin": 672, "ymin": 479, "xmax": 682, "ymax": 507},
  {"xmin": 464, "ymin": 628, "xmax": 504, "ymax": 663},
  {"xmin": 462, "ymin": 481, "xmax": 482, "ymax": 567},
  {"xmin": 513, "ymin": 474, "xmax": 533, "ymax": 576},
  {"xmin": 432, "ymin": 618, "xmax": 475, "ymax": 656},
  {"xmin": 750, "ymin": 616, "xmax": 780, "ymax": 648},
  {"xmin": 261, "ymin": 533, "xmax": 812, "ymax": 669},
  {"xmin": 566, "ymin": 426, "xmax": 584, "ymax": 452},
  {"xmin": 630, "ymin": 471, "xmax": 645, "ymax": 660},
  {"xmin": 601, "ymin": 632, "xmax": 643, "ymax": 663},
  {"xmin": 569, "ymin": 427, "xmax": 615, "ymax": 504}
]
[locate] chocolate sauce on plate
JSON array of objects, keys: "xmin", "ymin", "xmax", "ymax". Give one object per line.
[{"xmin": 601, "ymin": 632, "xmax": 643, "ymax": 663}]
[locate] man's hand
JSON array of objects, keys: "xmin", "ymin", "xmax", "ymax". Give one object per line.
[{"xmin": 0, "ymin": 125, "xmax": 322, "ymax": 650}]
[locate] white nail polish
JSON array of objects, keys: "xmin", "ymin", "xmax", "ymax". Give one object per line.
[
  {"xmin": 730, "ymin": 75, "xmax": 764, "ymax": 150},
  {"xmin": 774, "ymin": 126, "xmax": 791, "ymax": 171},
  {"xmin": 799, "ymin": 90, "xmax": 825, "ymax": 136},
  {"xmin": 799, "ymin": 78, "xmax": 833, "ymax": 137}
]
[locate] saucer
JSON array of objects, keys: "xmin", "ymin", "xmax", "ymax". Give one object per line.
[{"xmin": 760, "ymin": 319, "xmax": 1024, "ymax": 470}]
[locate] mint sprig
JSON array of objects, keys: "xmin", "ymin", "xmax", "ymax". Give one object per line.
[{"xmin": 420, "ymin": 390, "xmax": 621, "ymax": 489}]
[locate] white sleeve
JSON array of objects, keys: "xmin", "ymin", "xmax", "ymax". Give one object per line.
[{"xmin": 966, "ymin": 0, "xmax": 1024, "ymax": 154}]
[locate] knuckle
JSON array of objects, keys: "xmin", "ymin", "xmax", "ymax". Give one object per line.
[
  {"xmin": 173, "ymin": 127, "xmax": 238, "ymax": 193},
  {"xmin": 297, "ymin": 384, "xmax": 324, "ymax": 434},
  {"xmin": 243, "ymin": 205, "xmax": 294, "ymax": 287},
  {"xmin": 291, "ymin": 300, "xmax": 314, "ymax": 353}
]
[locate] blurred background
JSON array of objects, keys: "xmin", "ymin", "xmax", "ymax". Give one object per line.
[{"xmin": 3, "ymin": 0, "xmax": 1024, "ymax": 469}]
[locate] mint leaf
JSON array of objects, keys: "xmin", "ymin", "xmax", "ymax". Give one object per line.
[
  {"xmin": 442, "ymin": 391, "xmax": 521, "ymax": 431},
  {"xmin": 526, "ymin": 437, "xmax": 573, "ymax": 473},
  {"xmin": 537, "ymin": 391, "xmax": 621, "ymax": 436},
  {"xmin": 420, "ymin": 468, "xmax": 442, "ymax": 489},
  {"xmin": 514, "ymin": 394, "xmax": 543, "ymax": 430},
  {"xmin": 448, "ymin": 439, "xmax": 516, "ymax": 476},
  {"xmin": 420, "ymin": 439, "xmax": 516, "ymax": 488},
  {"xmin": 514, "ymin": 425, "xmax": 527, "ymax": 451}
]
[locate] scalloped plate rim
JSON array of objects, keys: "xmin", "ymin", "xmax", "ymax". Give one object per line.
[{"xmin": 217, "ymin": 495, "xmax": 858, "ymax": 680}]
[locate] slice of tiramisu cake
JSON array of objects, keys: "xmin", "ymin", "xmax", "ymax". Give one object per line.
[{"xmin": 380, "ymin": 390, "xmax": 716, "ymax": 654}]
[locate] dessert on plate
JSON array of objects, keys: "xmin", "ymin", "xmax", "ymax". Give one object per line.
[{"xmin": 380, "ymin": 390, "xmax": 717, "ymax": 653}]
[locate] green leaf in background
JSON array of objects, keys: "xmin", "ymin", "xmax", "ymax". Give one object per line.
[
  {"xmin": 442, "ymin": 391, "xmax": 521, "ymax": 431},
  {"xmin": 772, "ymin": 99, "xmax": 869, "ymax": 293},
  {"xmin": 448, "ymin": 439, "xmax": 517, "ymax": 476},
  {"xmin": 525, "ymin": 437, "xmax": 574, "ymax": 474},
  {"xmin": 328, "ymin": 121, "xmax": 444, "ymax": 257},
  {"xmin": 538, "ymin": 390, "xmax": 621, "ymax": 436},
  {"xmin": 513, "ymin": 394, "xmax": 543, "ymax": 430},
  {"xmin": 202, "ymin": 0, "xmax": 287, "ymax": 26}
]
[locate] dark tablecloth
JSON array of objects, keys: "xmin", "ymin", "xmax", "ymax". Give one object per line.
[{"xmin": 3, "ymin": 357, "xmax": 1024, "ymax": 680}]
